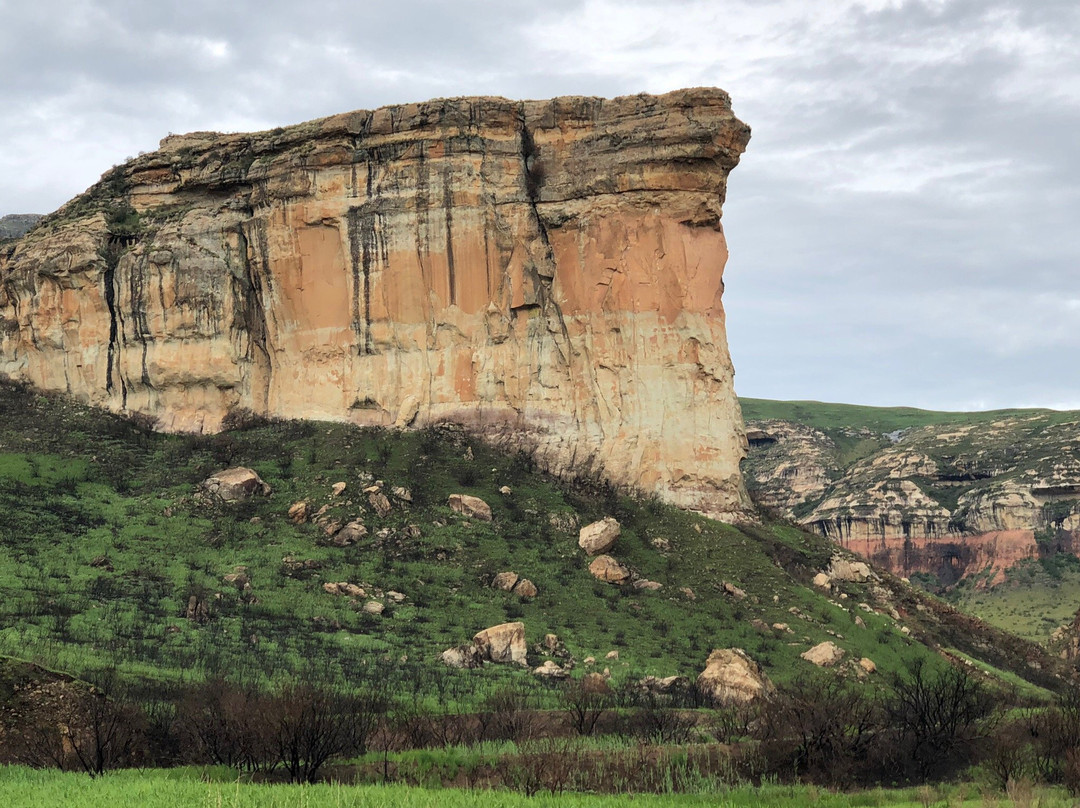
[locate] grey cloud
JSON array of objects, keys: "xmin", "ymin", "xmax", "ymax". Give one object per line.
[{"xmin": 1, "ymin": 0, "xmax": 1076, "ymax": 410}]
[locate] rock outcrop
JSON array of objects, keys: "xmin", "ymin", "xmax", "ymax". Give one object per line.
[
  {"xmin": 0, "ymin": 89, "xmax": 751, "ymax": 519},
  {"xmin": 742, "ymin": 413, "xmax": 1080, "ymax": 585},
  {"xmin": 200, "ymin": 467, "xmax": 271, "ymax": 501},
  {"xmin": 578, "ymin": 517, "xmax": 620, "ymax": 555},
  {"xmin": 588, "ymin": 554, "xmax": 631, "ymax": 584},
  {"xmin": 696, "ymin": 648, "xmax": 772, "ymax": 705}
]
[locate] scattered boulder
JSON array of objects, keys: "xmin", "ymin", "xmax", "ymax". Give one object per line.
[
  {"xmin": 812, "ymin": 572, "xmax": 831, "ymax": 588},
  {"xmin": 186, "ymin": 594, "xmax": 210, "ymax": 623},
  {"xmin": 514, "ymin": 578, "xmax": 538, "ymax": 599},
  {"xmin": 589, "ymin": 555, "xmax": 631, "ymax": 585},
  {"xmin": 331, "ymin": 481, "xmax": 347, "ymax": 497},
  {"xmin": 448, "ymin": 494, "xmax": 492, "ymax": 521},
  {"xmin": 650, "ymin": 536, "xmax": 671, "ymax": 552},
  {"xmin": 369, "ymin": 491, "xmax": 392, "ymax": 517},
  {"xmin": 441, "ymin": 644, "xmax": 483, "ymax": 669},
  {"xmin": 772, "ymin": 623, "xmax": 793, "ymax": 634},
  {"xmin": 543, "ymin": 633, "xmax": 560, "ymax": 652},
  {"xmin": 634, "ymin": 579, "xmax": 663, "ymax": 591},
  {"xmin": 606, "ymin": 650, "xmax": 619, "ymax": 660},
  {"xmin": 584, "ymin": 656, "xmax": 596, "ymax": 666},
  {"xmin": 491, "ymin": 571, "xmax": 538, "ymax": 598},
  {"xmin": 492, "ymin": 572, "xmax": 520, "ymax": 592},
  {"xmin": 858, "ymin": 657, "xmax": 877, "ymax": 674},
  {"xmin": 582, "ymin": 672, "xmax": 613, "ymax": 694},
  {"xmin": 722, "ymin": 581, "xmax": 747, "ymax": 600},
  {"xmin": 288, "ymin": 501, "xmax": 310, "ymax": 524},
  {"xmin": 472, "ymin": 621, "xmax": 528, "ymax": 665},
  {"xmin": 281, "ymin": 556, "xmax": 322, "ymax": 576},
  {"xmin": 639, "ymin": 675, "xmax": 689, "ymax": 694},
  {"xmin": 201, "ymin": 467, "xmax": 271, "ymax": 502},
  {"xmin": 363, "ymin": 600, "xmax": 385, "ymax": 616},
  {"xmin": 533, "ymin": 660, "xmax": 569, "ymax": 678},
  {"xmin": 331, "ymin": 520, "xmax": 368, "ymax": 547},
  {"xmin": 391, "ymin": 486, "xmax": 412, "ymax": 503},
  {"xmin": 323, "ymin": 582, "xmax": 365, "ymax": 598},
  {"xmin": 222, "ymin": 568, "xmax": 251, "ymax": 591},
  {"xmin": 680, "ymin": 587, "xmax": 697, "ymax": 601},
  {"xmin": 321, "ymin": 519, "xmax": 343, "ymax": 536},
  {"xmin": 386, "ymin": 591, "xmax": 406, "ymax": 603},
  {"xmin": 578, "ymin": 517, "xmax": 620, "ymax": 555},
  {"xmin": 827, "ymin": 555, "xmax": 873, "ymax": 583},
  {"xmin": 801, "ymin": 641, "xmax": 845, "ymax": 667},
  {"xmin": 499, "ymin": 485, "xmax": 512, "ymax": 496},
  {"xmin": 696, "ymin": 648, "xmax": 773, "ymax": 706}
]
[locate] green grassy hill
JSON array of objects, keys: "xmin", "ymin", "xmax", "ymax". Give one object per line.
[
  {"xmin": 739, "ymin": 397, "xmax": 1064, "ymax": 434},
  {"xmin": 0, "ymin": 381, "xmax": 1066, "ymax": 704}
]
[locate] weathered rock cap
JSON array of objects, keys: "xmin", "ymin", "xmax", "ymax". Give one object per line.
[{"xmin": 201, "ymin": 467, "xmax": 271, "ymax": 501}]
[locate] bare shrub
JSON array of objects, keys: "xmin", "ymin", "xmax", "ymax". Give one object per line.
[{"xmin": 560, "ymin": 679, "xmax": 611, "ymax": 737}]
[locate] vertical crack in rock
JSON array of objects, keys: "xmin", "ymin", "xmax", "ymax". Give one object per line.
[
  {"xmin": 128, "ymin": 260, "xmax": 153, "ymax": 390},
  {"xmin": 346, "ymin": 206, "xmax": 374, "ymax": 355},
  {"xmin": 517, "ymin": 113, "xmax": 572, "ymax": 364},
  {"xmin": 442, "ymin": 168, "xmax": 457, "ymax": 307},
  {"xmin": 101, "ymin": 239, "xmax": 127, "ymax": 408}
]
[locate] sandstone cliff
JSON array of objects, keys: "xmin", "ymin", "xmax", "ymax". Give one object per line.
[
  {"xmin": 0, "ymin": 89, "xmax": 751, "ymax": 519},
  {"xmin": 742, "ymin": 405, "xmax": 1080, "ymax": 585}
]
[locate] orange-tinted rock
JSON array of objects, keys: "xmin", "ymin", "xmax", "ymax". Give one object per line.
[
  {"xmin": 0, "ymin": 89, "xmax": 751, "ymax": 520},
  {"xmin": 588, "ymin": 555, "xmax": 631, "ymax": 585}
]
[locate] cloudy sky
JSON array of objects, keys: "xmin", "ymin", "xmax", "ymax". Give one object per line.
[{"xmin": 2, "ymin": 0, "xmax": 1077, "ymax": 411}]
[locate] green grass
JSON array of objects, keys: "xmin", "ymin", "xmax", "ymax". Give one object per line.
[
  {"xmin": 2, "ymin": 766, "xmax": 1069, "ymax": 807},
  {"xmin": 0, "ymin": 382, "xmax": 953, "ymax": 701},
  {"xmin": 739, "ymin": 397, "xmax": 1063, "ymax": 434},
  {"xmin": 0, "ymin": 381, "xmax": 1064, "ymax": 708},
  {"xmin": 949, "ymin": 567, "xmax": 1080, "ymax": 644}
]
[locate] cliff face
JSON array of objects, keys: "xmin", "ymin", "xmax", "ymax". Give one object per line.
[
  {"xmin": 742, "ymin": 411, "xmax": 1080, "ymax": 585},
  {"xmin": 0, "ymin": 89, "xmax": 752, "ymax": 519}
]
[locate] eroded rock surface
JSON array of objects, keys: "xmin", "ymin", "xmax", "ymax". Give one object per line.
[
  {"xmin": 0, "ymin": 89, "xmax": 751, "ymax": 519},
  {"xmin": 743, "ymin": 413, "xmax": 1080, "ymax": 584}
]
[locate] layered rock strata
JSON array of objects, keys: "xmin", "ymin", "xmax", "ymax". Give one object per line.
[
  {"xmin": 0, "ymin": 89, "xmax": 752, "ymax": 518},
  {"xmin": 743, "ymin": 415, "xmax": 1080, "ymax": 584}
]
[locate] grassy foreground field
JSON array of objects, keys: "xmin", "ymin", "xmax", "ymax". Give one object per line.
[{"xmin": 2, "ymin": 766, "xmax": 1070, "ymax": 808}]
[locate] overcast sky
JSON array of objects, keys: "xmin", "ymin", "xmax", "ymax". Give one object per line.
[{"xmin": 2, "ymin": 0, "xmax": 1077, "ymax": 411}]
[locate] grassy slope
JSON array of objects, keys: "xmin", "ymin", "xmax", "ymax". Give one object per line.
[
  {"xmin": 739, "ymin": 397, "xmax": 1064, "ymax": 433},
  {"xmin": 0, "ymin": 382, "xmax": 1062, "ymax": 702}
]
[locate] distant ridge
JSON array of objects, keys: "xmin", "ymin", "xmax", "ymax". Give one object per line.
[{"xmin": 0, "ymin": 214, "xmax": 43, "ymax": 239}]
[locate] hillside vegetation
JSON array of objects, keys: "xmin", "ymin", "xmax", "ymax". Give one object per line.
[{"xmin": 0, "ymin": 380, "xmax": 1062, "ymax": 702}]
